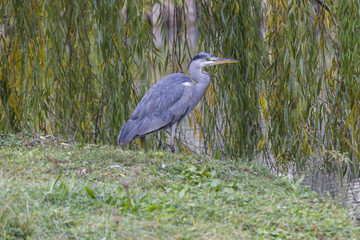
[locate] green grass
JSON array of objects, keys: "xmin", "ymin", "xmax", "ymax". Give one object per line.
[{"xmin": 0, "ymin": 133, "xmax": 359, "ymax": 239}]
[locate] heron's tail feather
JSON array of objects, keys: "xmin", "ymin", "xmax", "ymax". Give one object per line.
[
  {"xmin": 117, "ymin": 120, "xmax": 137, "ymax": 146},
  {"xmin": 118, "ymin": 116, "xmax": 170, "ymax": 147}
]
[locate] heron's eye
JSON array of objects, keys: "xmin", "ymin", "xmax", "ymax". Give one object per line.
[{"xmin": 205, "ymin": 57, "xmax": 210, "ymax": 61}]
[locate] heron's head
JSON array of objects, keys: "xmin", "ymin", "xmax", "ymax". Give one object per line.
[{"xmin": 189, "ymin": 52, "xmax": 238, "ymax": 70}]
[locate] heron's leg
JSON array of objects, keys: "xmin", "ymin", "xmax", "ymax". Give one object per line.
[
  {"xmin": 140, "ymin": 136, "xmax": 147, "ymax": 152},
  {"xmin": 169, "ymin": 122, "xmax": 178, "ymax": 153}
]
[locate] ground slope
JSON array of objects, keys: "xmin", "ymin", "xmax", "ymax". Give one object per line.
[{"xmin": 0, "ymin": 133, "xmax": 359, "ymax": 239}]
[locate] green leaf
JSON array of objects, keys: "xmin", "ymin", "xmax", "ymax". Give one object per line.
[
  {"xmin": 50, "ymin": 174, "xmax": 63, "ymax": 192},
  {"xmin": 85, "ymin": 187, "xmax": 97, "ymax": 199}
]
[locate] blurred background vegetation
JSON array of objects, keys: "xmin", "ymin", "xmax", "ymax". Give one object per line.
[{"xmin": 1, "ymin": 0, "xmax": 360, "ymax": 180}]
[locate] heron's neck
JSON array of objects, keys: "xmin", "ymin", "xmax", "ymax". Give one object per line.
[
  {"xmin": 189, "ymin": 65, "xmax": 211, "ymax": 85},
  {"xmin": 188, "ymin": 65, "xmax": 211, "ymax": 111}
]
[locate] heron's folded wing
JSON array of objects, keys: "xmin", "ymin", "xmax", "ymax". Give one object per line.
[
  {"xmin": 118, "ymin": 73, "xmax": 194, "ymax": 146},
  {"xmin": 130, "ymin": 73, "xmax": 194, "ymax": 135}
]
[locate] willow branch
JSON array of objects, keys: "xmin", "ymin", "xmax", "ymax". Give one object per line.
[{"xmin": 314, "ymin": 0, "xmax": 340, "ymax": 28}]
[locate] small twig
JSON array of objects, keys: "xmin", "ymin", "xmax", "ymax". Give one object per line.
[
  {"xmin": 314, "ymin": 0, "xmax": 331, "ymax": 13},
  {"xmin": 314, "ymin": 0, "xmax": 340, "ymax": 28}
]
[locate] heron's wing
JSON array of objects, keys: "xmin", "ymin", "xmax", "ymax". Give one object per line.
[{"xmin": 118, "ymin": 73, "xmax": 194, "ymax": 146}]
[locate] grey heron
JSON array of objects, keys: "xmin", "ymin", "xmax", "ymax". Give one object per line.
[{"xmin": 117, "ymin": 52, "xmax": 238, "ymax": 152}]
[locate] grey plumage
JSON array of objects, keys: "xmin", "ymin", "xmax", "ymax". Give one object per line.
[
  {"xmin": 118, "ymin": 73, "xmax": 193, "ymax": 146},
  {"xmin": 117, "ymin": 52, "xmax": 238, "ymax": 152}
]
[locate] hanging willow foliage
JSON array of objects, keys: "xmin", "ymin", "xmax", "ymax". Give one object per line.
[
  {"xmin": 0, "ymin": 0, "xmax": 359, "ymax": 177},
  {"xmin": 0, "ymin": 0, "xmax": 159, "ymax": 145}
]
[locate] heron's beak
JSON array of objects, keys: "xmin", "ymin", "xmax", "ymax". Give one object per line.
[{"xmin": 212, "ymin": 57, "xmax": 238, "ymax": 65}]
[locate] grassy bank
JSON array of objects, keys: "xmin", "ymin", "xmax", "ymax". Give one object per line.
[{"xmin": 0, "ymin": 133, "xmax": 359, "ymax": 239}]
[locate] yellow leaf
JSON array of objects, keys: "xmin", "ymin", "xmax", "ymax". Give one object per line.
[
  {"xmin": 199, "ymin": 164, "xmax": 207, "ymax": 174},
  {"xmin": 257, "ymin": 139, "xmax": 263, "ymax": 150},
  {"xmin": 235, "ymin": 1, "xmax": 239, "ymax": 14},
  {"xmin": 60, "ymin": 142, "xmax": 71, "ymax": 146},
  {"xmin": 40, "ymin": 41, "xmax": 46, "ymax": 67},
  {"xmin": 29, "ymin": 42, "xmax": 34, "ymax": 59},
  {"xmin": 344, "ymin": 138, "xmax": 359, "ymax": 158},
  {"xmin": 14, "ymin": 104, "xmax": 19, "ymax": 118},
  {"xmin": 215, "ymin": 133, "xmax": 221, "ymax": 144},
  {"xmin": 193, "ymin": 120, "xmax": 197, "ymax": 140},
  {"xmin": 209, "ymin": 89, "xmax": 213, "ymax": 107}
]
